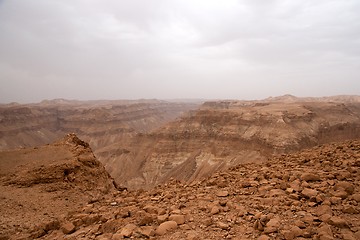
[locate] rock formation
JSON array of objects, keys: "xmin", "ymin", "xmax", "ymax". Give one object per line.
[
  {"xmin": 106, "ymin": 100, "xmax": 360, "ymax": 189},
  {"xmin": 0, "ymin": 134, "xmax": 117, "ymax": 239}
]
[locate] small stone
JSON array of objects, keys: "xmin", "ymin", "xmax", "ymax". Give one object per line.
[
  {"xmin": 115, "ymin": 209, "xmax": 130, "ymax": 219},
  {"xmin": 285, "ymin": 188, "xmax": 294, "ymax": 194},
  {"xmin": 264, "ymin": 218, "xmax": 280, "ymax": 233},
  {"xmin": 139, "ymin": 226, "xmax": 155, "ymax": 237},
  {"xmin": 319, "ymin": 214, "xmax": 332, "ymax": 223},
  {"xmin": 155, "ymin": 221, "xmax": 178, "ymax": 235},
  {"xmin": 341, "ymin": 230, "xmax": 357, "ymax": 240},
  {"xmin": 333, "ymin": 190, "xmax": 350, "ymax": 199},
  {"xmin": 157, "ymin": 208, "xmax": 167, "ymax": 215},
  {"xmin": 269, "ymin": 189, "xmax": 285, "ymax": 197},
  {"xmin": 217, "ymin": 221, "xmax": 229, "ymax": 230},
  {"xmin": 351, "ymin": 193, "xmax": 360, "ymax": 202},
  {"xmin": 343, "ymin": 205, "xmax": 358, "ymax": 214},
  {"xmin": 110, "ymin": 202, "xmax": 117, "ymax": 206},
  {"xmin": 143, "ymin": 205, "xmax": 158, "ymax": 214},
  {"xmin": 258, "ymin": 235, "xmax": 270, "ymax": 240},
  {"xmin": 254, "ymin": 220, "xmax": 264, "ymax": 231},
  {"xmin": 301, "ymin": 173, "xmax": 321, "ymax": 182},
  {"xmin": 169, "ymin": 214, "xmax": 185, "ymax": 225},
  {"xmin": 61, "ymin": 222, "xmax": 75, "ymax": 234},
  {"xmin": 294, "ymin": 220, "xmax": 306, "ymax": 229},
  {"xmin": 354, "ymin": 231, "xmax": 360, "ymax": 240},
  {"xmin": 216, "ymin": 190, "xmax": 229, "ymax": 197},
  {"xmin": 314, "ymin": 205, "xmax": 332, "ymax": 216},
  {"xmin": 330, "ymin": 196, "xmax": 342, "ymax": 204},
  {"xmin": 112, "ymin": 233, "xmax": 123, "ymax": 240},
  {"xmin": 210, "ymin": 206, "xmax": 220, "ymax": 215},
  {"xmin": 138, "ymin": 213, "xmax": 154, "ymax": 226},
  {"xmin": 187, "ymin": 233, "xmax": 199, "ymax": 240},
  {"xmin": 119, "ymin": 223, "xmax": 137, "ymax": 237},
  {"xmin": 335, "ymin": 182, "xmax": 354, "ymax": 194},
  {"xmin": 317, "ymin": 223, "xmax": 334, "ymax": 240},
  {"xmin": 301, "ymin": 188, "xmax": 318, "ymax": 198},
  {"xmin": 283, "ymin": 226, "xmax": 302, "ymax": 240},
  {"xmin": 202, "ymin": 218, "xmax": 212, "ymax": 227},
  {"xmin": 157, "ymin": 214, "xmax": 168, "ymax": 223},
  {"xmin": 328, "ymin": 216, "xmax": 348, "ymax": 228}
]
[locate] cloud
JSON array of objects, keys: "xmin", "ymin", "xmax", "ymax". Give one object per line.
[{"xmin": 0, "ymin": 0, "xmax": 359, "ymax": 102}]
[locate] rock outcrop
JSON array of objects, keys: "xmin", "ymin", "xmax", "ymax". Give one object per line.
[{"xmin": 0, "ymin": 134, "xmax": 117, "ymax": 239}]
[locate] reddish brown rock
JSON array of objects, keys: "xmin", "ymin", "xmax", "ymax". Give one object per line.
[
  {"xmin": 301, "ymin": 188, "xmax": 318, "ymax": 198},
  {"xmin": 139, "ymin": 226, "xmax": 155, "ymax": 237},
  {"xmin": 264, "ymin": 218, "xmax": 280, "ymax": 233},
  {"xmin": 351, "ymin": 193, "xmax": 360, "ymax": 202},
  {"xmin": 301, "ymin": 173, "xmax": 321, "ymax": 182},
  {"xmin": 155, "ymin": 221, "xmax": 178, "ymax": 235},
  {"xmin": 314, "ymin": 205, "xmax": 332, "ymax": 216},
  {"xmin": 258, "ymin": 235, "xmax": 270, "ymax": 240},
  {"xmin": 216, "ymin": 190, "xmax": 229, "ymax": 197},
  {"xmin": 216, "ymin": 221, "xmax": 229, "ymax": 230},
  {"xmin": 61, "ymin": 222, "xmax": 75, "ymax": 234},
  {"xmin": 335, "ymin": 182, "xmax": 354, "ymax": 195},
  {"xmin": 210, "ymin": 205, "xmax": 221, "ymax": 215},
  {"xmin": 317, "ymin": 223, "xmax": 334, "ymax": 240},
  {"xmin": 119, "ymin": 223, "xmax": 137, "ymax": 238},
  {"xmin": 282, "ymin": 225, "xmax": 302, "ymax": 240},
  {"xmin": 169, "ymin": 214, "xmax": 185, "ymax": 225},
  {"xmin": 328, "ymin": 216, "xmax": 349, "ymax": 228}
]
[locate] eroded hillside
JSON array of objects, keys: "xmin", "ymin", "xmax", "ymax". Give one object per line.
[
  {"xmin": 104, "ymin": 100, "xmax": 360, "ymax": 189},
  {"xmin": 0, "ymin": 134, "xmax": 117, "ymax": 239},
  {"xmin": 0, "ymin": 99, "xmax": 199, "ymax": 155},
  {"xmin": 1, "ymin": 96, "xmax": 360, "ymax": 190}
]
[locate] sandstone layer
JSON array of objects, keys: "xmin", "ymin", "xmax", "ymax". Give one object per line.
[{"xmin": 105, "ymin": 100, "xmax": 360, "ymax": 189}]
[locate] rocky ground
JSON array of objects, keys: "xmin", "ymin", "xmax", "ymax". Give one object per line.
[{"xmin": 23, "ymin": 139, "xmax": 359, "ymax": 240}]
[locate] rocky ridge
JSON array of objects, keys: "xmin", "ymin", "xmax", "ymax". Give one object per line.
[
  {"xmin": 0, "ymin": 134, "xmax": 117, "ymax": 239},
  {"xmin": 35, "ymin": 139, "xmax": 360, "ymax": 240}
]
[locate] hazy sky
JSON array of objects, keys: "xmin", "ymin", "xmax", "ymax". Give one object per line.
[{"xmin": 0, "ymin": 0, "xmax": 359, "ymax": 103}]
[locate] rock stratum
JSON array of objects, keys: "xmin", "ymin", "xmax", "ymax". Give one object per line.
[
  {"xmin": 1, "ymin": 96, "xmax": 360, "ymax": 190},
  {"xmin": 0, "ymin": 99, "xmax": 199, "ymax": 152},
  {"xmin": 104, "ymin": 98, "xmax": 360, "ymax": 189},
  {"xmin": 1, "ymin": 137, "xmax": 359, "ymax": 239}
]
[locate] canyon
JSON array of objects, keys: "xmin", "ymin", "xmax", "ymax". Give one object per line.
[{"xmin": 1, "ymin": 96, "xmax": 360, "ymax": 189}]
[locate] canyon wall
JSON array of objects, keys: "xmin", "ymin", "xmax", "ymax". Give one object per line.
[{"xmin": 103, "ymin": 100, "xmax": 360, "ymax": 189}]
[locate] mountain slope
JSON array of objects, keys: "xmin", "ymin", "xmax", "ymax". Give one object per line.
[
  {"xmin": 0, "ymin": 100, "xmax": 199, "ymax": 151},
  {"xmin": 105, "ymin": 100, "xmax": 360, "ymax": 189}
]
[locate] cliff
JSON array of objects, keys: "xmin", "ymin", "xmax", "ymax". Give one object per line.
[{"xmin": 105, "ymin": 100, "xmax": 360, "ymax": 189}]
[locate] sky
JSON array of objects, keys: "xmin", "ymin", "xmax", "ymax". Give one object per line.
[{"xmin": 0, "ymin": 0, "xmax": 359, "ymax": 103}]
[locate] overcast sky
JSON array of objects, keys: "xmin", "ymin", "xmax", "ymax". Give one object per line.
[{"xmin": 0, "ymin": 0, "xmax": 359, "ymax": 103}]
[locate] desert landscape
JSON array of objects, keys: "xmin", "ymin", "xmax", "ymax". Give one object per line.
[
  {"xmin": 1, "ymin": 0, "xmax": 359, "ymax": 239},
  {"xmin": 0, "ymin": 95, "xmax": 359, "ymax": 239}
]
